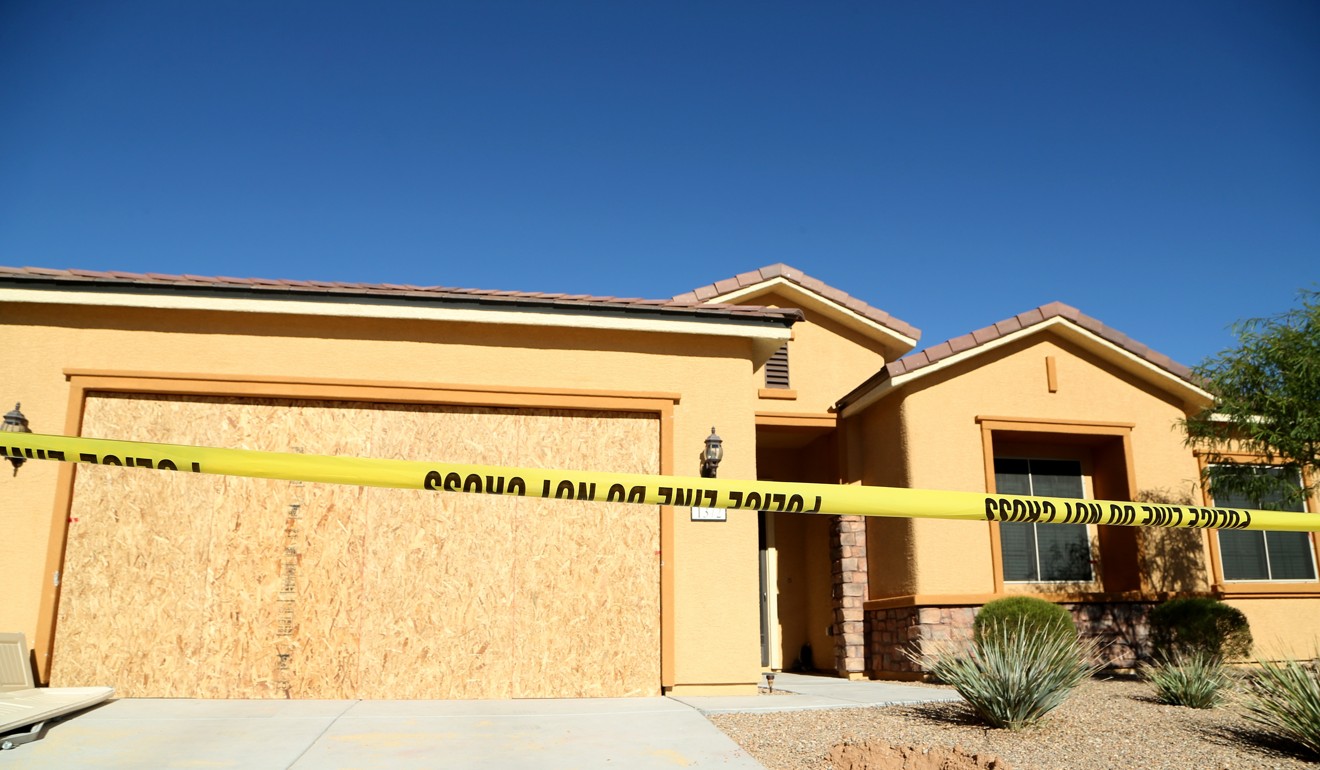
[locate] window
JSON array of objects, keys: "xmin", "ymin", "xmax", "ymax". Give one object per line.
[
  {"xmin": 1213, "ymin": 465, "xmax": 1316, "ymax": 582},
  {"xmin": 996, "ymin": 458, "xmax": 1093, "ymax": 582},
  {"xmin": 765, "ymin": 343, "xmax": 790, "ymax": 389}
]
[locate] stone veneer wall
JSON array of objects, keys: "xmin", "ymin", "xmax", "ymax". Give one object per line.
[
  {"xmin": 831, "ymin": 516, "xmax": 868, "ymax": 676},
  {"xmin": 866, "ymin": 601, "xmax": 1157, "ymax": 678},
  {"xmin": 866, "ymin": 606, "xmax": 977, "ymax": 677},
  {"xmin": 1063, "ymin": 602, "xmax": 1154, "ymax": 668}
]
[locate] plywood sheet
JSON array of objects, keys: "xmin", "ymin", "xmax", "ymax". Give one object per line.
[
  {"xmin": 52, "ymin": 393, "xmax": 659, "ymax": 699},
  {"xmin": 510, "ymin": 411, "xmax": 661, "ymax": 698}
]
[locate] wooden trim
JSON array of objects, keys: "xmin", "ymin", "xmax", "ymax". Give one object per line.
[
  {"xmin": 754, "ymin": 411, "xmax": 836, "ymax": 428},
  {"xmin": 33, "ymin": 385, "xmax": 90, "ymax": 684},
  {"xmin": 866, "ymin": 594, "xmax": 999, "ymax": 610},
  {"xmin": 975, "ymin": 416, "xmax": 1135, "ymax": 432},
  {"xmin": 1212, "ymin": 584, "xmax": 1320, "ymax": 598},
  {"xmin": 981, "ymin": 423, "xmax": 1005, "ymax": 593},
  {"xmin": 863, "ymin": 590, "xmax": 1197, "ymax": 612},
  {"xmin": 659, "ymin": 404, "xmax": 676, "ymax": 689},
  {"xmin": 1200, "ymin": 452, "xmax": 1226, "ymax": 589},
  {"xmin": 66, "ymin": 374, "xmax": 671, "ymax": 417},
  {"xmin": 1193, "ymin": 449, "xmax": 1255, "ymax": 461},
  {"xmin": 757, "ymin": 388, "xmax": 797, "ymax": 401},
  {"xmin": 1120, "ymin": 432, "xmax": 1139, "ymax": 500},
  {"xmin": 37, "ymin": 372, "xmax": 678, "ymax": 690},
  {"xmin": 1190, "ymin": 449, "xmax": 1309, "ymax": 462},
  {"xmin": 62, "ymin": 369, "xmax": 682, "ymax": 406},
  {"xmin": 1046, "ymin": 356, "xmax": 1058, "ymax": 393}
]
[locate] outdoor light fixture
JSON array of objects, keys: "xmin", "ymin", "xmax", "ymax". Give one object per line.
[
  {"xmin": 700, "ymin": 427, "xmax": 723, "ymax": 478},
  {"xmin": 2, "ymin": 403, "xmax": 32, "ymax": 476},
  {"xmin": 765, "ymin": 672, "xmax": 776, "ymax": 694}
]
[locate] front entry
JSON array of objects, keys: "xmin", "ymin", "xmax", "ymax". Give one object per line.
[{"xmin": 755, "ymin": 424, "xmax": 839, "ymax": 675}]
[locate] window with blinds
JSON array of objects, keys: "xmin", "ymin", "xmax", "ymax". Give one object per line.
[
  {"xmin": 1213, "ymin": 465, "xmax": 1316, "ymax": 582},
  {"xmin": 996, "ymin": 457, "xmax": 1093, "ymax": 582}
]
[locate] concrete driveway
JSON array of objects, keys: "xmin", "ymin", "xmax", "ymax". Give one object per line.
[
  {"xmin": 0, "ymin": 675, "xmax": 961, "ymax": 768},
  {"xmin": 0, "ymin": 696, "xmax": 764, "ymax": 769}
]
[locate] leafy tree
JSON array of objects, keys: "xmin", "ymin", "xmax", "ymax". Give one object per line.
[{"xmin": 1183, "ymin": 290, "xmax": 1319, "ymax": 509}]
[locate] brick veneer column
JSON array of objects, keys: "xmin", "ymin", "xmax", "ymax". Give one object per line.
[{"xmin": 831, "ymin": 514, "xmax": 867, "ymax": 677}]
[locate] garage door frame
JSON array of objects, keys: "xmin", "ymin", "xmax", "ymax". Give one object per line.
[{"xmin": 35, "ymin": 369, "xmax": 680, "ymax": 690}]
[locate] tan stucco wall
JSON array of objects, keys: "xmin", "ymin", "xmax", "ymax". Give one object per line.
[
  {"xmin": 1225, "ymin": 599, "xmax": 1320, "ymax": 660},
  {"xmin": 850, "ymin": 401, "xmax": 918, "ymax": 598},
  {"xmin": 856, "ymin": 333, "xmax": 1212, "ymax": 598},
  {"xmin": 2, "ymin": 301, "xmax": 772, "ymax": 694},
  {"xmin": 739, "ymin": 290, "xmax": 891, "ymax": 416}
]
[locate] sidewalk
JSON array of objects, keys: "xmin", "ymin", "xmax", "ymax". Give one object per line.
[
  {"xmin": 675, "ymin": 671, "xmax": 963, "ymax": 714},
  {"xmin": 0, "ymin": 675, "xmax": 961, "ymax": 769}
]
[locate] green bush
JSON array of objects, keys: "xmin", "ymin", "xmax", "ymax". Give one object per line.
[
  {"xmin": 974, "ymin": 596, "xmax": 1077, "ymax": 644},
  {"xmin": 1149, "ymin": 598, "xmax": 1253, "ymax": 661},
  {"xmin": 1144, "ymin": 651, "xmax": 1232, "ymax": 709},
  {"xmin": 1240, "ymin": 657, "xmax": 1320, "ymax": 757},
  {"xmin": 914, "ymin": 618, "xmax": 1102, "ymax": 730}
]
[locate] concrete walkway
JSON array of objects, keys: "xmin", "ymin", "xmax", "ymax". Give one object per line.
[
  {"xmin": 675, "ymin": 672, "xmax": 963, "ymax": 714},
  {"xmin": 0, "ymin": 675, "xmax": 961, "ymax": 769}
]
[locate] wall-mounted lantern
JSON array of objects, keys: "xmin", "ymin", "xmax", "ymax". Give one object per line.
[
  {"xmin": 2, "ymin": 403, "xmax": 32, "ymax": 476},
  {"xmin": 700, "ymin": 427, "xmax": 723, "ymax": 478}
]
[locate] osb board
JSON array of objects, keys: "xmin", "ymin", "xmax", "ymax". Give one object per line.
[
  {"xmin": 508, "ymin": 412, "xmax": 662, "ymax": 698},
  {"xmin": 52, "ymin": 393, "xmax": 659, "ymax": 699}
]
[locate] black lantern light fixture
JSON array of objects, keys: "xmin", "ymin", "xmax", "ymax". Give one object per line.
[
  {"xmin": 2, "ymin": 403, "xmax": 32, "ymax": 476},
  {"xmin": 700, "ymin": 426, "xmax": 723, "ymax": 478}
]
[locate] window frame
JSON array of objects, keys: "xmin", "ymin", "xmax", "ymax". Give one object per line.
[
  {"xmin": 1197, "ymin": 450, "xmax": 1320, "ymax": 597},
  {"xmin": 978, "ymin": 417, "xmax": 1133, "ymax": 596},
  {"xmin": 1209, "ymin": 463, "xmax": 1318, "ymax": 584}
]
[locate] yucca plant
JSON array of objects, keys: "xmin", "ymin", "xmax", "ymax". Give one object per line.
[
  {"xmin": 1240, "ymin": 657, "xmax": 1320, "ymax": 757},
  {"xmin": 1144, "ymin": 651, "xmax": 1232, "ymax": 708},
  {"xmin": 912, "ymin": 617, "xmax": 1102, "ymax": 730}
]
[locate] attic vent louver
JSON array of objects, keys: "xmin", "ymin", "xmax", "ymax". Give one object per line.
[{"xmin": 765, "ymin": 343, "xmax": 790, "ymax": 389}]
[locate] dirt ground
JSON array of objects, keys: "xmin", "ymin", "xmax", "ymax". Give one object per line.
[{"xmin": 828, "ymin": 741, "xmax": 1013, "ymax": 770}]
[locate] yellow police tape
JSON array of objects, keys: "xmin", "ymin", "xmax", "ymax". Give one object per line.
[{"xmin": 4, "ymin": 432, "xmax": 1317, "ymax": 532}]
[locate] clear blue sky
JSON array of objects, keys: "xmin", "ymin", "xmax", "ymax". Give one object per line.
[{"xmin": 2, "ymin": 1, "xmax": 1316, "ymax": 367}]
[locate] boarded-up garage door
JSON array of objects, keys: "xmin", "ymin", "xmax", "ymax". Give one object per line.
[{"xmin": 51, "ymin": 393, "xmax": 660, "ymax": 699}]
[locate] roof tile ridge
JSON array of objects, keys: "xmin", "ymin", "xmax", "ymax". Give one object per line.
[
  {"xmin": 672, "ymin": 263, "xmax": 920, "ymax": 340},
  {"xmin": 895, "ymin": 300, "xmax": 1195, "ymax": 383}
]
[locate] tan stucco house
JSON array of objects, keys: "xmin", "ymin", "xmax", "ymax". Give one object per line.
[{"xmin": 1, "ymin": 263, "xmax": 1316, "ymax": 699}]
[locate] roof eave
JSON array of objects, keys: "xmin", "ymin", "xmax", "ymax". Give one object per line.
[
  {"xmin": 703, "ymin": 277, "xmax": 919, "ymax": 358},
  {"xmin": 0, "ymin": 278, "xmax": 800, "ymax": 341},
  {"xmin": 837, "ymin": 317, "xmax": 1213, "ymax": 417}
]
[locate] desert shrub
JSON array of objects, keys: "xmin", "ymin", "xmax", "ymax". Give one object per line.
[
  {"xmin": 1149, "ymin": 597, "xmax": 1252, "ymax": 660},
  {"xmin": 1240, "ymin": 657, "xmax": 1320, "ymax": 758},
  {"xmin": 974, "ymin": 596, "xmax": 1077, "ymax": 644},
  {"xmin": 1144, "ymin": 650, "xmax": 1232, "ymax": 708},
  {"xmin": 914, "ymin": 617, "xmax": 1102, "ymax": 730}
]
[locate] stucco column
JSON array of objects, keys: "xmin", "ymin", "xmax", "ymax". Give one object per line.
[{"xmin": 831, "ymin": 514, "xmax": 867, "ymax": 677}]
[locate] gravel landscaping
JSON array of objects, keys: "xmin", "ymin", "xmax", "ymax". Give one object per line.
[{"xmin": 711, "ymin": 677, "xmax": 1320, "ymax": 770}]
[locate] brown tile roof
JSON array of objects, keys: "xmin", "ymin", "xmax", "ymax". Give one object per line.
[
  {"xmin": 0, "ymin": 266, "xmax": 802, "ymax": 325},
  {"xmin": 835, "ymin": 301, "xmax": 1199, "ymax": 410},
  {"xmin": 672, "ymin": 263, "xmax": 920, "ymax": 342}
]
